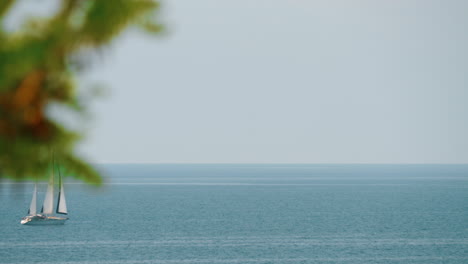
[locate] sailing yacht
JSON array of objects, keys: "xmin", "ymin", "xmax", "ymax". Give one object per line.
[{"xmin": 21, "ymin": 165, "xmax": 68, "ymax": 225}]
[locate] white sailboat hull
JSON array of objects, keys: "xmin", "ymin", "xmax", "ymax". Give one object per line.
[{"xmin": 21, "ymin": 215, "xmax": 68, "ymax": 225}]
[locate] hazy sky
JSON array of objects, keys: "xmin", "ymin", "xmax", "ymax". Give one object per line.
[{"xmin": 10, "ymin": 0, "xmax": 468, "ymax": 163}]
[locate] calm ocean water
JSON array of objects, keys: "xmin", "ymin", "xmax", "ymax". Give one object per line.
[{"xmin": 0, "ymin": 164, "xmax": 467, "ymax": 264}]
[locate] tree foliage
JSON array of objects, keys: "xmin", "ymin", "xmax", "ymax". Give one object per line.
[{"xmin": 0, "ymin": 0, "xmax": 162, "ymax": 184}]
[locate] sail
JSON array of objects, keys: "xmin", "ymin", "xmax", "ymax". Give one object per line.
[
  {"xmin": 28, "ymin": 183, "xmax": 37, "ymax": 215},
  {"xmin": 41, "ymin": 172, "xmax": 54, "ymax": 215},
  {"xmin": 56, "ymin": 171, "xmax": 68, "ymax": 215}
]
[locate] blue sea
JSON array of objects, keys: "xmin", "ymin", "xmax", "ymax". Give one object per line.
[{"xmin": 0, "ymin": 164, "xmax": 467, "ymax": 264}]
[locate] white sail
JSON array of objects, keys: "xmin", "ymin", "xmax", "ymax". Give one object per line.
[
  {"xmin": 41, "ymin": 172, "xmax": 54, "ymax": 215},
  {"xmin": 28, "ymin": 183, "xmax": 37, "ymax": 215},
  {"xmin": 56, "ymin": 175, "xmax": 68, "ymax": 214}
]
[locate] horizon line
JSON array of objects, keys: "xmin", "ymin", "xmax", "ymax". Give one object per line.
[{"xmin": 90, "ymin": 162, "xmax": 468, "ymax": 165}]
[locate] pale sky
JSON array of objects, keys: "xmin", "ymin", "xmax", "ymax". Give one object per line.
[{"xmin": 10, "ymin": 0, "xmax": 468, "ymax": 163}]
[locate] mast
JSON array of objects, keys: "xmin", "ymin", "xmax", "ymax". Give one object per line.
[
  {"xmin": 28, "ymin": 183, "xmax": 37, "ymax": 215},
  {"xmin": 41, "ymin": 151, "xmax": 55, "ymax": 215}
]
